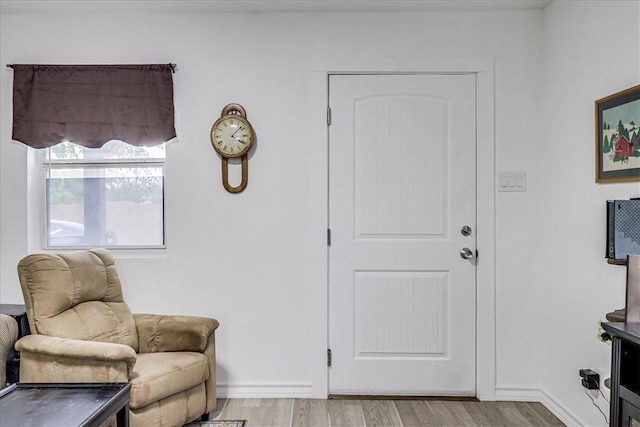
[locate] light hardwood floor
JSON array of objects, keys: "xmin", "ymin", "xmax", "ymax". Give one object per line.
[{"xmin": 209, "ymin": 398, "xmax": 566, "ymax": 426}]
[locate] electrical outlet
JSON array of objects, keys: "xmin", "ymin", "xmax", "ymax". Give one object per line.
[{"xmin": 579, "ymin": 368, "xmax": 600, "ymax": 390}]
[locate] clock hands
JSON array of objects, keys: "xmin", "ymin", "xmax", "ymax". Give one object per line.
[
  {"xmin": 230, "ymin": 126, "xmax": 248, "ymax": 145},
  {"xmin": 229, "ymin": 126, "xmax": 249, "ymax": 145},
  {"xmin": 231, "ymin": 125, "xmax": 245, "ymax": 138}
]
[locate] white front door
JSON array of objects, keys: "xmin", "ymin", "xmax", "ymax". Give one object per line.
[{"xmin": 328, "ymin": 74, "xmax": 477, "ymax": 395}]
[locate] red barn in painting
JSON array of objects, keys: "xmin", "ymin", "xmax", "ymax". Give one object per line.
[{"xmin": 614, "ymin": 135, "xmax": 635, "ymax": 160}]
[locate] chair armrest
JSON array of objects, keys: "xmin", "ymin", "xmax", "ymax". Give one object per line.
[
  {"xmin": 134, "ymin": 313, "xmax": 219, "ymax": 353},
  {"xmin": 15, "ymin": 335, "xmax": 137, "ymax": 374}
]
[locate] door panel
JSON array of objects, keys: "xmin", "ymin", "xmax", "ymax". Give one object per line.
[
  {"xmin": 329, "ymin": 74, "xmax": 477, "ymax": 395},
  {"xmin": 355, "ymin": 95, "xmax": 446, "ymax": 238},
  {"xmin": 355, "ymin": 271, "xmax": 447, "ymax": 357}
]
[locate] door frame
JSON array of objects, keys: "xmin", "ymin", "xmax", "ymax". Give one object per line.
[{"xmin": 307, "ymin": 57, "xmax": 496, "ymax": 400}]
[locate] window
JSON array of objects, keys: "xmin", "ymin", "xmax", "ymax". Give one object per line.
[
  {"xmin": 44, "ymin": 140, "xmax": 165, "ymax": 249},
  {"xmin": 10, "ymin": 63, "xmax": 175, "ymax": 249}
]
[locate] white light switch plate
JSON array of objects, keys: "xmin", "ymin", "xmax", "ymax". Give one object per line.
[{"xmin": 497, "ymin": 171, "xmax": 526, "ymax": 192}]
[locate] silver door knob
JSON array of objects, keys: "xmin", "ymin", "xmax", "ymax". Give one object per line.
[{"xmin": 460, "ymin": 248, "xmax": 474, "ymax": 260}]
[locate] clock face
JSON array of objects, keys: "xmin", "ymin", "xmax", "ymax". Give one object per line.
[{"xmin": 211, "ymin": 116, "xmax": 253, "ymax": 158}]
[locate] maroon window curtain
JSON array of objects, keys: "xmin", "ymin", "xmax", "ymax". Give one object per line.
[{"xmin": 11, "ymin": 64, "xmax": 176, "ymax": 149}]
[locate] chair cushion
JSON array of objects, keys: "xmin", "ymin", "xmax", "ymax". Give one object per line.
[
  {"xmin": 17, "ymin": 249, "xmax": 138, "ymax": 351},
  {"xmin": 129, "ymin": 352, "xmax": 209, "ymax": 409}
]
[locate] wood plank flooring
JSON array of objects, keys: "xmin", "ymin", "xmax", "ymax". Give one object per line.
[{"xmin": 209, "ymin": 398, "xmax": 565, "ymax": 426}]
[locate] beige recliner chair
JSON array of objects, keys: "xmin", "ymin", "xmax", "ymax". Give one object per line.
[{"xmin": 15, "ymin": 249, "xmax": 219, "ymax": 426}]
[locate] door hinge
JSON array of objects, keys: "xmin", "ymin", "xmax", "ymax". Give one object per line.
[
  {"xmin": 327, "ymin": 228, "xmax": 331, "ymax": 246},
  {"xmin": 327, "ymin": 348, "xmax": 332, "ymax": 368},
  {"xmin": 327, "ymin": 107, "xmax": 332, "ymax": 125}
]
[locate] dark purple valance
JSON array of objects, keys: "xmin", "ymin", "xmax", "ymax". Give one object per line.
[{"xmin": 11, "ymin": 64, "xmax": 176, "ymax": 149}]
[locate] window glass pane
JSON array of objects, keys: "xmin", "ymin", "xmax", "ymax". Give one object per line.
[
  {"xmin": 47, "ymin": 140, "xmax": 166, "ymax": 160},
  {"xmin": 46, "ymin": 165, "xmax": 164, "ymax": 247}
]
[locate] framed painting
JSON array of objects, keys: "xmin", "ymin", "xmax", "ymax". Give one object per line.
[{"xmin": 596, "ymin": 84, "xmax": 640, "ymax": 183}]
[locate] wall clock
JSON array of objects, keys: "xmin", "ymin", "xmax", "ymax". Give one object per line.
[{"xmin": 210, "ymin": 104, "xmax": 255, "ymax": 193}]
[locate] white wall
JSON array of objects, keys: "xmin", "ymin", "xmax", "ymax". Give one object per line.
[
  {"xmin": 538, "ymin": 1, "xmax": 640, "ymax": 426},
  {"xmin": 1, "ymin": 1, "xmax": 635, "ymax": 423}
]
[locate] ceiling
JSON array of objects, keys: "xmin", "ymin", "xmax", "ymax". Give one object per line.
[{"xmin": 0, "ymin": 0, "xmax": 553, "ymax": 14}]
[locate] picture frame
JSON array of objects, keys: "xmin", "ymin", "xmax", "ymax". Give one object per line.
[{"xmin": 595, "ymin": 84, "xmax": 640, "ymax": 183}]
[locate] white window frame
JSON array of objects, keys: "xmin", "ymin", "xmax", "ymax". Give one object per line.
[{"xmin": 28, "ymin": 146, "xmax": 167, "ymax": 251}]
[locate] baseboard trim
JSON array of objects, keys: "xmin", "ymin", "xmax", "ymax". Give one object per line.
[
  {"xmin": 494, "ymin": 386, "xmax": 584, "ymax": 426},
  {"xmin": 494, "ymin": 386, "xmax": 542, "ymax": 401},
  {"xmin": 217, "ymin": 383, "xmax": 313, "ymax": 398}
]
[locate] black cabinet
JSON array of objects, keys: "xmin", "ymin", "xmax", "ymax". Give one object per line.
[{"xmin": 603, "ymin": 322, "xmax": 640, "ymax": 427}]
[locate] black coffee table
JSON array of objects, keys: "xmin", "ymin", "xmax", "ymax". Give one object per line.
[{"xmin": 0, "ymin": 382, "xmax": 131, "ymax": 426}]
